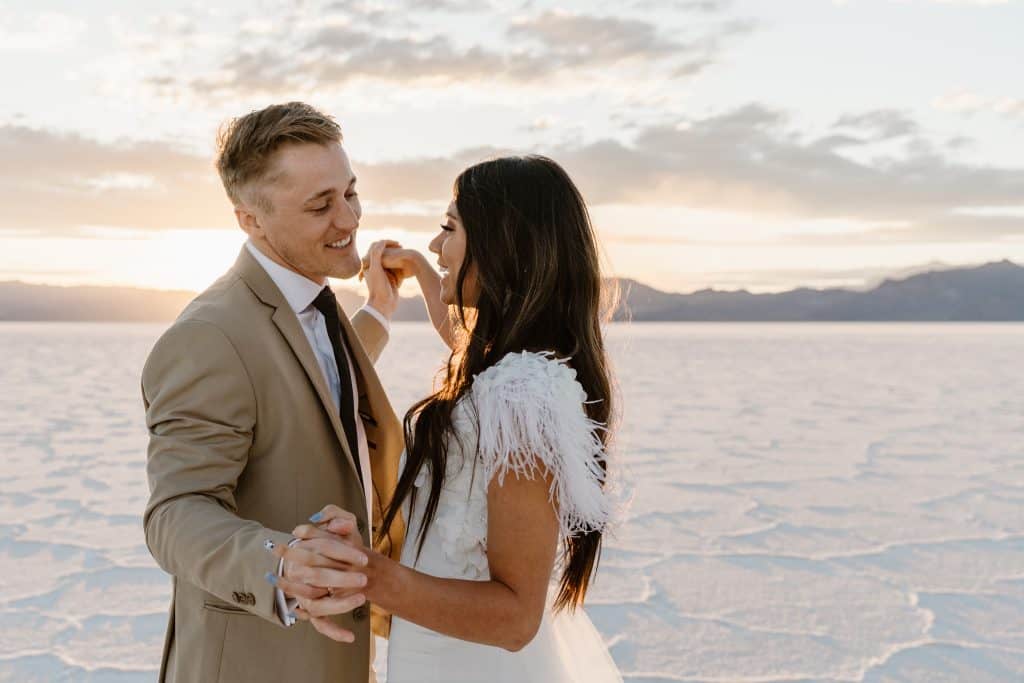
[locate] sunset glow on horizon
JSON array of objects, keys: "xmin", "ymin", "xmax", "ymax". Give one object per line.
[{"xmin": 2, "ymin": 0, "xmax": 1023, "ymax": 294}]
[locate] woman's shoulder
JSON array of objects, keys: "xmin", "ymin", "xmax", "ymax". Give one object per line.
[
  {"xmin": 471, "ymin": 350, "xmax": 586, "ymax": 404},
  {"xmin": 468, "ymin": 349, "xmax": 613, "ymax": 539}
]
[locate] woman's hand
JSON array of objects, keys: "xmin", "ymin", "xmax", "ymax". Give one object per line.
[
  {"xmin": 292, "ymin": 543, "xmax": 403, "ymax": 643},
  {"xmin": 380, "ymin": 246, "xmax": 429, "ymax": 281},
  {"xmin": 271, "ymin": 534, "xmax": 367, "ymax": 596},
  {"xmin": 366, "ymin": 243, "xmax": 454, "ymax": 349}
]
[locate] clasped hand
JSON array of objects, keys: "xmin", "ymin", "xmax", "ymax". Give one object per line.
[{"xmin": 269, "ymin": 505, "xmax": 379, "ymax": 643}]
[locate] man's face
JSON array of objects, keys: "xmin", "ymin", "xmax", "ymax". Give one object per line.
[{"xmin": 238, "ymin": 142, "xmax": 362, "ymax": 283}]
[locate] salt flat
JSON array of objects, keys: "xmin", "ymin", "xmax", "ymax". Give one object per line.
[{"xmin": 1, "ymin": 322, "xmax": 1022, "ymax": 682}]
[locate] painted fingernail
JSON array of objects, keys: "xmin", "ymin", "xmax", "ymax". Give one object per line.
[
  {"xmin": 309, "ymin": 512, "xmax": 324, "ymax": 523},
  {"xmin": 263, "ymin": 539, "xmax": 276, "ymax": 551},
  {"xmin": 264, "ymin": 572, "xmax": 278, "ymax": 586}
]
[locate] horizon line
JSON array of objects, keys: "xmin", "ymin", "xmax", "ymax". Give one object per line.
[{"xmin": 1, "ymin": 257, "xmax": 1021, "ymax": 299}]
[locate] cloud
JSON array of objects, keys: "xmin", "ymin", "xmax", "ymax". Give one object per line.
[
  {"xmin": 6, "ymin": 103, "xmax": 1023, "ymax": 244},
  {"xmin": 393, "ymin": 0, "xmax": 489, "ymax": 10},
  {"xmin": 142, "ymin": 4, "xmax": 750, "ymax": 99},
  {"xmin": 832, "ymin": 110, "xmax": 920, "ymax": 141},
  {"xmin": 0, "ymin": 10, "xmax": 87, "ymax": 51},
  {"xmin": 507, "ymin": 12, "xmax": 691, "ymax": 65},
  {"xmin": 0, "ymin": 126, "xmax": 227, "ymax": 234},
  {"xmin": 632, "ymin": 0, "xmax": 733, "ymax": 10},
  {"xmin": 933, "ymin": 90, "xmax": 1024, "ymax": 120},
  {"xmin": 930, "ymin": 0, "xmax": 1010, "ymax": 5},
  {"xmin": 355, "ymin": 105, "xmax": 1024, "ymax": 242},
  {"xmin": 0, "ymin": 124, "xmax": 472, "ymax": 236}
]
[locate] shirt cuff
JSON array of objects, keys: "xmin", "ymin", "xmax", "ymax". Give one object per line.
[
  {"xmin": 359, "ymin": 304, "xmax": 391, "ymax": 333},
  {"xmin": 275, "ymin": 538, "xmax": 301, "ymax": 627}
]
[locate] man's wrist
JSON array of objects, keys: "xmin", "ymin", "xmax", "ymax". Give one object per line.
[
  {"xmin": 360, "ymin": 303, "xmax": 392, "ymax": 335},
  {"xmin": 366, "ymin": 296, "xmax": 396, "ymax": 320}
]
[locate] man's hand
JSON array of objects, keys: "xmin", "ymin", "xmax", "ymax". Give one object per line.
[
  {"xmin": 362, "ymin": 240, "xmax": 403, "ymax": 320},
  {"xmin": 293, "ymin": 543, "xmax": 398, "ymax": 644},
  {"xmin": 273, "ymin": 533, "xmax": 366, "ymax": 597},
  {"xmin": 273, "ymin": 505, "xmax": 367, "ymax": 591},
  {"xmin": 270, "ymin": 504, "xmax": 371, "ymax": 643}
]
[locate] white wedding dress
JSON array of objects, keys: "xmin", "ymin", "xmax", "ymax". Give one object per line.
[{"xmin": 385, "ymin": 351, "xmax": 623, "ymax": 683}]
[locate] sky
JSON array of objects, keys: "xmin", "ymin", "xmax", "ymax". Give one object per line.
[{"xmin": 1, "ymin": 0, "xmax": 1022, "ymax": 294}]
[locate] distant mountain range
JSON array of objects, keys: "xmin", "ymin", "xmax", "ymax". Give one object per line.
[
  {"xmin": 617, "ymin": 260, "xmax": 1024, "ymax": 321},
  {"xmin": 2, "ymin": 260, "xmax": 1022, "ymax": 322}
]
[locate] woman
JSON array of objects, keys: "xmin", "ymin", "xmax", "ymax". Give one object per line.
[{"xmin": 277, "ymin": 156, "xmax": 622, "ymax": 682}]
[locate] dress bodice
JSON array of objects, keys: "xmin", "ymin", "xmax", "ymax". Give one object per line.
[{"xmin": 396, "ymin": 350, "xmax": 613, "ymax": 581}]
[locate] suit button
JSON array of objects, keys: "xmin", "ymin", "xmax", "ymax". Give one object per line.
[
  {"xmin": 352, "ymin": 605, "xmax": 368, "ymax": 621},
  {"xmin": 357, "ymin": 519, "xmax": 366, "ymax": 535}
]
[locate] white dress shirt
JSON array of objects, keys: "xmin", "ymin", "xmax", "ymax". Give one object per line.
[{"xmin": 245, "ymin": 241, "xmax": 386, "ymax": 626}]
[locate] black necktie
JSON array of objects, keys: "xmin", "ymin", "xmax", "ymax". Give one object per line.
[{"xmin": 312, "ymin": 286, "xmax": 363, "ymax": 485}]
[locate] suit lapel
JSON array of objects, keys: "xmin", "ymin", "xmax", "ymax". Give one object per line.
[
  {"xmin": 338, "ymin": 308, "xmax": 390, "ymax": 449},
  {"xmin": 338, "ymin": 309, "xmax": 405, "ymax": 548},
  {"xmin": 233, "ymin": 247, "xmax": 362, "ymax": 484}
]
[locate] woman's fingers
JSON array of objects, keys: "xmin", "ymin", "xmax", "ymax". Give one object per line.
[
  {"xmin": 280, "ymin": 540, "xmax": 365, "ymax": 572},
  {"xmin": 293, "ymin": 522, "xmax": 364, "ymax": 551},
  {"xmin": 287, "ymin": 564, "xmax": 369, "ymax": 591},
  {"xmin": 289, "ymin": 524, "xmax": 334, "ymax": 541},
  {"xmin": 324, "ymin": 517, "xmax": 363, "ymax": 543},
  {"xmin": 290, "ymin": 537, "xmax": 368, "ymax": 568},
  {"xmin": 273, "ymin": 574, "xmax": 330, "ymax": 601},
  {"xmin": 301, "ymin": 592, "xmax": 367, "ymax": 619},
  {"xmin": 380, "ymin": 247, "xmax": 410, "ymax": 270},
  {"xmin": 359, "ymin": 239, "xmax": 403, "ymax": 282},
  {"xmin": 293, "ymin": 519, "xmax": 357, "ymax": 540}
]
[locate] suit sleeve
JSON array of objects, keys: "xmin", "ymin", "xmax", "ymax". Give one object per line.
[
  {"xmin": 350, "ymin": 308, "xmax": 389, "ymax": 363},
  {"xmin": 141, "ymin": 319, "xmax": 293, "ymax": 625}
]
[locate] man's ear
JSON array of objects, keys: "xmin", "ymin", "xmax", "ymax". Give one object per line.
[{"xmin": 234, "ymin": 204, "xmax": 260, "ymax": 238}]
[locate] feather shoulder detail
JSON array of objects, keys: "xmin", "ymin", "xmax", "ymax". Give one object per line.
[{"xmin": 470, "ymin": 350, "xmax": 612, "ymax": 539}]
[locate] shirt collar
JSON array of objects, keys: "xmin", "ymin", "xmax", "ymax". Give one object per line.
[{"xmin": 245, "ymin": 240, "xmax": 325, "ymax": 314}]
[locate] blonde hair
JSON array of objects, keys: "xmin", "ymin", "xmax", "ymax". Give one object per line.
[{"xmin": 215, "ymin": 101, "xmax": 342, "ymax": 211}]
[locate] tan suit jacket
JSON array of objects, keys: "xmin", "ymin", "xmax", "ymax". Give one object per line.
[{"xmin": 142, "ymin": 246, "xmax": 405, "ymax": 683}]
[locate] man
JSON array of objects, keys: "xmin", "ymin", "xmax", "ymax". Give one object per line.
[{"xmin": 142, "ymin": 101, "xmax": 405, "ymax": 682}]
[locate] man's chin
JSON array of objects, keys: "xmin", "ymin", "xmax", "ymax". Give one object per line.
[{"xmin": 327, "ymin": 254, "xmax": 361, "ymax": 279}]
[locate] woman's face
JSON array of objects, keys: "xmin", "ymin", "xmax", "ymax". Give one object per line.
[{"xmin": 429, "ymin": 199, "xmax": 478, "ymax": 307}]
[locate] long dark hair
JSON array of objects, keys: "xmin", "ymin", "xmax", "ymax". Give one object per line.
[{"xmin": 376, "ymin": 155, "xmax": 616, "ymax": 611}]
